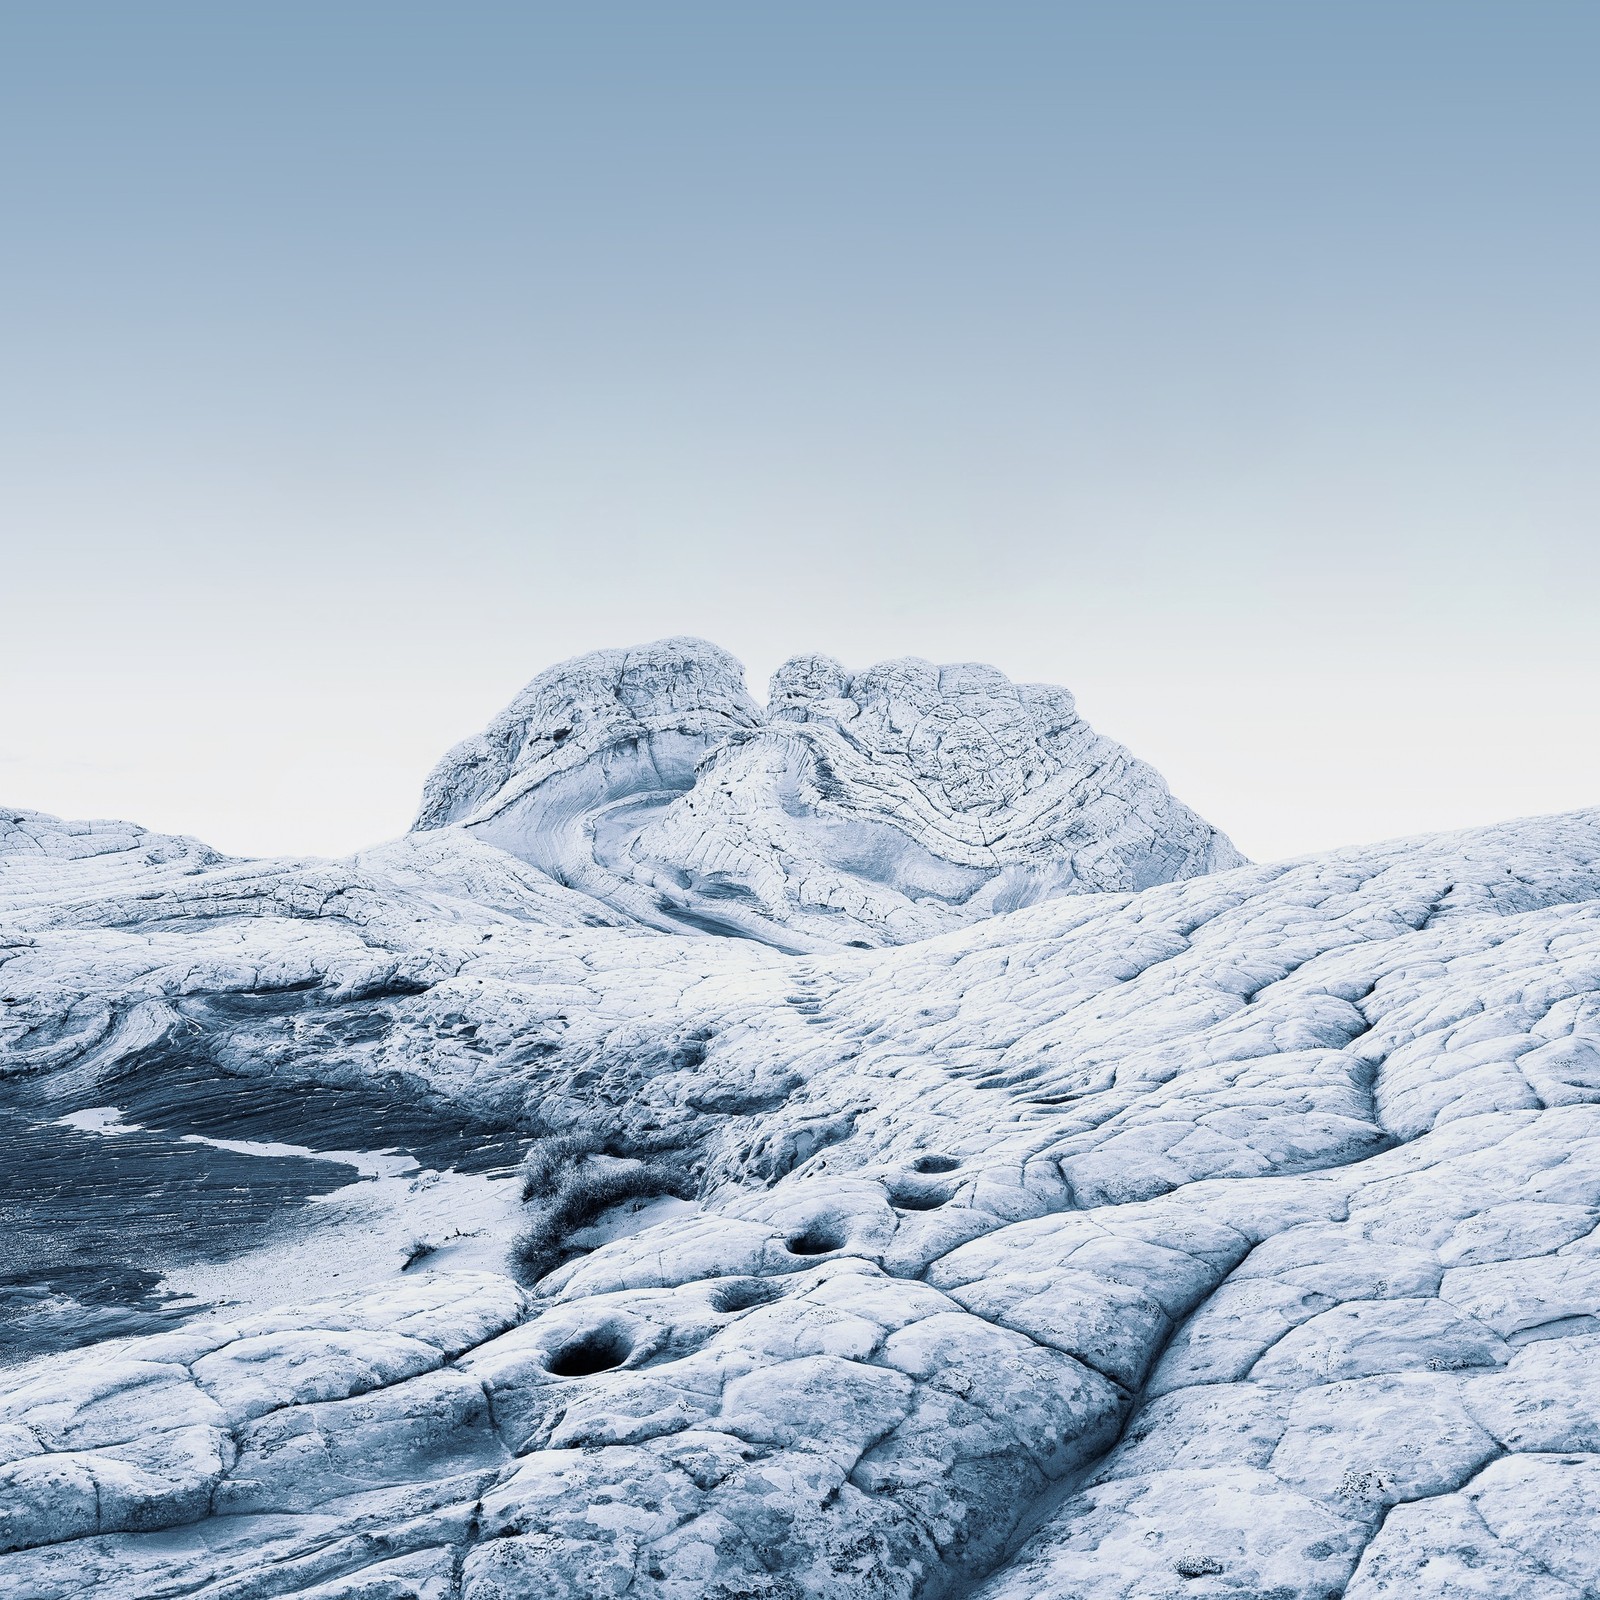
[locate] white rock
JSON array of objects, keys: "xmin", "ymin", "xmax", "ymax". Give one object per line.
[
  {"xmin": 7, "ymin": 648, "xmax": 1600, "ymax": 1596},
  {"xmin": 413, "ymin": 639, "xmax": 1244, "ymax": 948}
]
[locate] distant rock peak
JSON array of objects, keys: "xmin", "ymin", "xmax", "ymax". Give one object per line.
[{"xmin": 412, "ymin": 638, "xmax": 1244, "ymax": 949}]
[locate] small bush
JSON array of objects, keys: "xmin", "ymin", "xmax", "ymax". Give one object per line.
[
  {"xmin": 400, "ymin": 1236, "xmax": 436, "ymax": 1271},
  {"xmin": 517, "ymin": 1125, "xmax": 692, "ymax": 1201},
  {"xmin": 519, "ymin": 1133, "xmax": 599, "ymax": 1201},
  {"xmin": 513, "ymin": 1153, "xmax": 696, "ymax": 1285}
]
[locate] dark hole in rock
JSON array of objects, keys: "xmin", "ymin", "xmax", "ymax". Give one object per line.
[
  {"xmin": 709, "ymin": 1277, "xmax": 785, "ymax": 1314},
  {"xmin": 911, "ymin": 1154, "xmax": 960, "ymax": 1174},
  {"xmin": 786, "ymin": 1224, "xmax": 845, "ymax": 1256},
  {"xmin": 889, "ymin": 1185, "xmax": 953, "ymax": 1211},
  {"xmin": 544, "ymin": 1327, "xmax": 632, "ymax": 1377}
]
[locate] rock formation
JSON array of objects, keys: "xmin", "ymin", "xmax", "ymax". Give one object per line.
[
  {"xmin": 4, "ymin": 644, "xmax": 1600, "ymax": 1598},
  {"xmin": 414, "ymin": 638, "xmax": 1244, "ymax": 948}
]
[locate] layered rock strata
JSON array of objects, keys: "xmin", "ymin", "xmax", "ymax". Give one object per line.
[{"xmin": 413, "ymin": 639, "xmax": 1243, "ymax": 948}]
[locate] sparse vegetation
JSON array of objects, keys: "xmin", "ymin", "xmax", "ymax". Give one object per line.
[
  {"xmin": 518, "ymin": 1133, "xmax": 600, "ymax": 1202},
  {"xmin": 400, "ymin": 1235, "xmax": 437, "ymax": 1271},
  {"xmin": 512, "ymin": 1125, "xmax": 698, "ymax": 1284}
]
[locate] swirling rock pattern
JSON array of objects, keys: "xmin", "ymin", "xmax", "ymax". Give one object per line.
[
  {"xmin": 414, "ymin": 639, "xmax": 1244, "ymax": 949},
  {"xmin": 4, "ymin": 652, "xmax": 1600, "ymax": 1598}
]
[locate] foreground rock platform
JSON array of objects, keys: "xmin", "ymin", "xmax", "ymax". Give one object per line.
[{"xmin": 4, "ymin": 642, "xmax": 1600, "ymax": 1598}]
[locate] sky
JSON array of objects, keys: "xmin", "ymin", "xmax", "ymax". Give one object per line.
[{"xmin": 2, "ymin": 2, "xmax": 1597, "ymax": 864}]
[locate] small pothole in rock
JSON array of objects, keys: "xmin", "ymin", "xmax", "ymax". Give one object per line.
[
  {"xmin": 544, "ymin": 1327, "xmax": 633, "ymax": 1377},
  {"xmin": 786, "ymin": 1224, "xmax": 845, "ymax": 1256},
  {"xmin": 709, "ymin": 1277, "xmax": 785, "ymax": 1313},
  {"xmin": 910, "ymin": 1154, "xmax": 960, "ymax": 1174}
]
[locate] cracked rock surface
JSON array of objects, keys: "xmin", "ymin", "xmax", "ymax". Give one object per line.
[{"xmin": 4, "ymin": 643, "xmax": 1600, "ymax": 1597}]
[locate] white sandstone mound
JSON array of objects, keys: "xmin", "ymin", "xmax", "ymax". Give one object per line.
[
  {"xmin": 4, "ymin": 650, "xmax": 1600, "ymax": 1600},
  {"xmin": 414, "ymin": 638, "xmax": 1244, "ymax": 948}
]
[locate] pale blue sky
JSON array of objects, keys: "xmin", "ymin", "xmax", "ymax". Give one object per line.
[{"xmin": 3, "ymin": 3, "xmax": 1597, "ymax": 860}]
